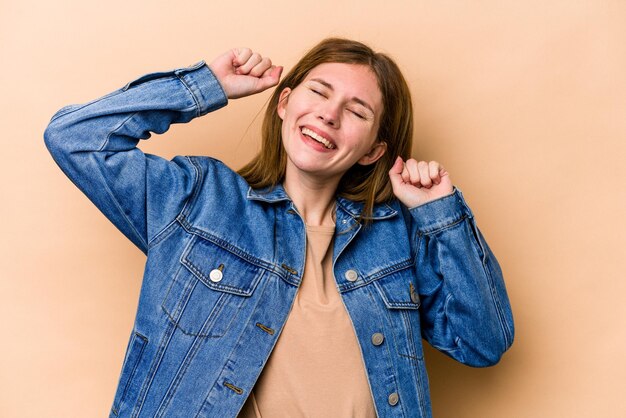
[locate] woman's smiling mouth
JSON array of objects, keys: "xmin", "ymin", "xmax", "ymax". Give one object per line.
[{"xmin": 301, "ymin": 127, "xmax": 336, "ymax": 149}]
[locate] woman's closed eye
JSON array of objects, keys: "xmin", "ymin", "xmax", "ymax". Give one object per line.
[
  {"xmin": 310, "ymin": 88, "xmax": 326, "ymax": 97},
  {"xmin": 307, "ymin": 84, "xmax": 371, "ymax": 120},
  {"xmin": 348, "ymin": 109, "xmax": 366, "ymax": 119}
]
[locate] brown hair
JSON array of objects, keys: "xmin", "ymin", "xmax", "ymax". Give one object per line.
[{"xmin": 238, "ymin": 37, "xmax": 413, "ymax": 220}]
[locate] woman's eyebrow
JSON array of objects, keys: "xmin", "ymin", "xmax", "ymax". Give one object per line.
[{"xmin": 309, "ymin": 78, "xmax": 375, "ymax": 114}]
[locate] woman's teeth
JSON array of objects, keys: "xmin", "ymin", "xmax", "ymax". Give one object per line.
[{"xmin": 301, "ymin": 127, "xmax": 335, "ymax": 149}]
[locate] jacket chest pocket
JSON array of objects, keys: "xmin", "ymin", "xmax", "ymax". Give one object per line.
[
  {"xmin": 161, "ymin": 234, "xmax": 265, "ymax": 338},
  {"xmin": 372, "ymin": 267, "xmax": 424, "ymax": 361}
]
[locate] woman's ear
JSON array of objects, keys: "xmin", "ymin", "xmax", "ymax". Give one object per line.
[
  {"xmin": 358, "ymin": 141, "xmax": 387, "ymax": 166},
  {"xmin": 277, "ymin": 88, "xmax": 291, "ymax": 120}
]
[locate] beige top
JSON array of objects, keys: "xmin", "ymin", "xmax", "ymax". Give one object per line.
[{"xmin": 238, "ymin": 224, "xmax": 377, "ymax": 418}]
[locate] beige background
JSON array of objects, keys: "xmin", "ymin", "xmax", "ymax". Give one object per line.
[{"xmin": 1, "ymin": 0, "xmax": 625, "ymax": 417}]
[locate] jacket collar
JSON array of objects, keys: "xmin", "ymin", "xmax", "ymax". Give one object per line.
[
  {"xmin": 247, "ymin": 185, "xmax": 398, "ymax": 220},
  {"xmin": 336, "ymin": 196, "xmax": 398, "ymax": 220},
  {"xmin": 246, "ymin": 185, "xmax": 291, "ymax": 203}
]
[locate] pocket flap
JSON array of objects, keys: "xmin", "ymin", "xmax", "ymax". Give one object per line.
[
  {"xmin": 181, "ymin": 235, "xmax": 264, "ymax": 296},
  {"xmin": 373, "ymin": 268, "xmax": 421, "ymax": 310}
]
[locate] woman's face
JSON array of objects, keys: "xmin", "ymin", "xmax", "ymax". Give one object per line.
[{"xmin": 278, "ymin": 62, "xmax": 387, "ymax": 185}]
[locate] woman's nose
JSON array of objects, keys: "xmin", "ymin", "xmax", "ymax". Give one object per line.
[{"xmin": 317, "ymin": 102, "xmax": 340, "ymax": 127}]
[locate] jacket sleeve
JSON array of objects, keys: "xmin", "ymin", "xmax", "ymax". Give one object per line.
[
  {"xmin": 409, "ymin": 187, "xmax": 514, "ymax": 367},
  {"xmin": 44, "ymin": 61, "xmax": 228, "ymax": 254}
]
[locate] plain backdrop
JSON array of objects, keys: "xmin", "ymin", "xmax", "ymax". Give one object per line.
[{"xmin": 1, "ymin": 1, "xmax": 625, "ymax": 417}]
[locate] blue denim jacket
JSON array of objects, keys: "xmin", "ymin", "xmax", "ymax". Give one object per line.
[{"xmin": 44, "ymin": 61, "xmax": 514, "ymax": 418}]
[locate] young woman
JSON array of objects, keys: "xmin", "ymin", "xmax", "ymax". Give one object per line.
[{"xmin": 45, "ymin": 38, "xmax": 514, "ymax": 418}]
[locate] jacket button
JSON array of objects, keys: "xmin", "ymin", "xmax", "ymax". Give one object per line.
[
  {"xmin": 410, "ymin": 288, "xmax": 419, "ymax": 304},
  {"xmin": 344, "ymin": 269, "xmax": 358, "ymax": 282},
  {"xmin": 409, "ymin": 282, "xmax": 420, "ymax": 305},
  {"xmin": 371, "ymin": 333, "xmax": 384, "ymax": 346},
  {"xmin": 388, "ymin": 392, "xmax": 399, "ymax": 406},
  {"xmin": 209, "ymin": 269, "xmax": 223, "ymax": 282}
]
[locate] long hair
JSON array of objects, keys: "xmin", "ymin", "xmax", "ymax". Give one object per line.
[{"xmin": 238, "ymin": 38, "xmax": 413, "ymax": 221}]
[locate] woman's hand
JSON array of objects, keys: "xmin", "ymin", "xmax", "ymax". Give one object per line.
[
  {"xmin": 389, "ymin": 157, "xmax": 455, "ymax": 208},
  {"xmin": 209, "ymin": 48, "xmax": 283, "ymax": 100}
]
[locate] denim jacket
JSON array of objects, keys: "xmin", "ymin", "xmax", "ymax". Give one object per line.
[{"xmin": 44, "ymin": 61, "xmax": 514, "ymax": 418}]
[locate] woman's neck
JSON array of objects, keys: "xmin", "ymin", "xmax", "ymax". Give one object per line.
[{"xmin": 283, "ymin": 170, "xmax": 339, "ymax": 227}]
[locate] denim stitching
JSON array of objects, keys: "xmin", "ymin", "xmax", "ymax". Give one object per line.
[
  {"xmin": 131, "ymin": 319, "xmax": 178, "ymax": 418},
  {"xmin": 400, "ymin": 310, "xmax": 427, "ymax": 417},
  {"xmin": 146, "ymin": 157, "xmax": 201, "ymax": 249},
  {"xmin": 196, "ymin": 276, "xmax": 275, "ymax": 417},
  {"xmin": 112, "ymin": 331, "xmax": 148, "ymax": 416},
  {"xmin": 92, "ymin": 153, "xmax": 149, "ymax": 251},
  {"xmin": 176, "ymin": 74, "xmax": 202, "ymax": 118},
  {"xmin": 178, "ymin": 218, "xmax": 276, "ymax": 273},
  {"xmin": 338, "ymin": 258, "xmax": 414, "ymax": 294},
  {"xmin": 50, "ymin": 89, "xmax": 126, "ymax": 122},
  {"xmin": 155, "ymin": 315, "xmax": 220, "ymax": 417}
]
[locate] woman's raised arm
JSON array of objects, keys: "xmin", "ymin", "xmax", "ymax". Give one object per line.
[
  {"xmin": 44, "ymin": 49, "xmax": 281, "ymax": 254},
  {"xmin": 390, "ymin": 157, "xmax": 514, "ymax": 366}
]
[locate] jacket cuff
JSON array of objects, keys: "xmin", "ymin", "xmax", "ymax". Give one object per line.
[
  {"xmin": 176, "ymin": 61, "xmax": 228, "ymax": 116},
  {"xmin": 408, "ymin": 187, "xmax": 475, "ymax": 234}
]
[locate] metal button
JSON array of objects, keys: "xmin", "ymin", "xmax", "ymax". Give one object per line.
[
  {"xmin": 410, "ymin": 291, "xmax": 419, "ymax": 304},
  {"xmin": 344, "ymin": 269, "xmax": 358, "ymax": 282},
  {"xmin": 410, "ymin": 283, "xmax": 420, "ymax": 304},
  {"xmin": 371, "ymin": 333, "xmax": 384, "ymax": 346},
  {"xmin": 209, "ymin": 269, "xmax": 223, "ymax": 282},
  {"xmin": 388, "ymin": 392, "xmax": 399, "ymax": 406}
]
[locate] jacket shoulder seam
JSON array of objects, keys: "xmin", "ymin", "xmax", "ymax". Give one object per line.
[{"xmin": 147, "ymin": 156, "xmax": 201, "ymax": 249}]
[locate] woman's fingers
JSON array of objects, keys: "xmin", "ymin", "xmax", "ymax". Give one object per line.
[
  {"xmin": 236, "ymin": 52, "xmax": 263, "ymax": 74},
  {"xmin": 429, "ymin": 160, "xmax": 443, "ymax": 184},
  {"xmin": 389, "ymin": 157, "xmax": 454, "ymax": 208},
  {"xmin": 249, "ymin": 57, "xmax": 273, "ymax": 77},
  {"xmin": 417, "ymin": 161, "xmax": 432, "ymax": 187},
  {"xmin": 233, "ymin": 48, "xmax": 253, "ymax": 68},
  {"xmin": 210, "ymin": 48, "xmax": 283, "ymax": 99},
  {"xmin": 401, "ymin": 165, "xmax": 411, "ymax": 183},
  {"xmin": 254, "ymin": 65, "xmax": 283, "ymax": 91},
  {"xmin": 398, "ymin": 159, "xmax": 445, "ymax": 188},
  {"xmin": 403, "ymin": 158, "xmax": 417, "ymax": 184},
  {"xmin": 388, "ymin": 156, "xmax": 405, "ymax": 187},
  {"xmin": 234, "ymin": 50, "xmax": 273, "ymax": 78},
  {"xmin": 261, "ymin": 65, "xmax": 275, "ymax": 78}
]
